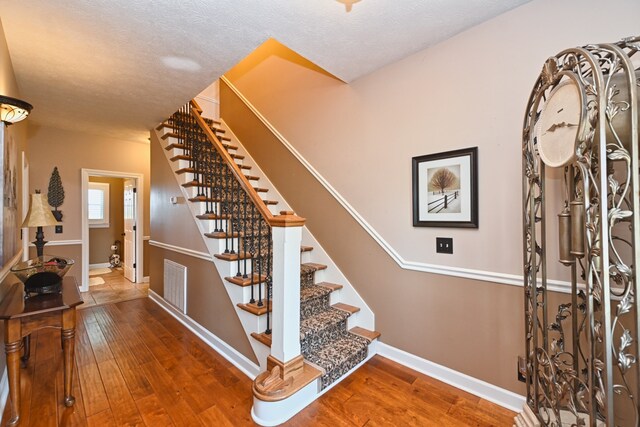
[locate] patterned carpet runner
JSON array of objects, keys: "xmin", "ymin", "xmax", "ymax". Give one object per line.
[{"xmin": 298, "ymin": 264, "xmax": 369, "ymax": 389}]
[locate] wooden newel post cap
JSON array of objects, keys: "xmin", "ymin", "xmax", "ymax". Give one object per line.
[{"xmin": 270, "ymin": 211, "xmax": 306, "ymax": 227}]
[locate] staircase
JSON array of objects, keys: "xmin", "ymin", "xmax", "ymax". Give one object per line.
[{"xmin": 155, "ymin": 100, "xmax": 379, "ymax": 424}]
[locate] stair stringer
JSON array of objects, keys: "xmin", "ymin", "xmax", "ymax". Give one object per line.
[
  {"xmin": 219, "ymin": 118, "xmax": 375, "ymax": 333},
  {"xmin": 155, "ymin": 127, "xmax": 271, "ymax": 372}
]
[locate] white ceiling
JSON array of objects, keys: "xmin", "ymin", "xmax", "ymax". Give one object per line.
[{"xmin": 0, "ymin": 0, "xmax": 530, "ymax": 142}]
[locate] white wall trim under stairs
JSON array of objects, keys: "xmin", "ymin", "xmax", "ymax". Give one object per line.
[
  {"xmin": 376, "ymin": 341, "xmax": 525, "ymax": 412},
  {"xmin": 220, "ymin": 76, "xmax": 572, "ymax": 295},
  {"xmin": 149, "ymin": 290, "xmax": 261, "ymax": 379},
  {"xmin": 148, "ymin": 240, "xmax": 212, "ymax": 262}
]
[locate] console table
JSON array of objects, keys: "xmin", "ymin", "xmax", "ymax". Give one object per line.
[{"xmin": 0, "ymin": 276, "xmax": 83, "ymax": 426}]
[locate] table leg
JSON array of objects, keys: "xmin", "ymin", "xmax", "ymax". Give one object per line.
[
  {"xmin": 21, "ymin": 334, "xmax": 31, "ymax": 367},
  {"xmin": 5, "ymin": 319, "xmax": 22, "ymax": 426},
  {"xmin": 61, "ymin": 309, "xmax": 76, "ymax": 407}
]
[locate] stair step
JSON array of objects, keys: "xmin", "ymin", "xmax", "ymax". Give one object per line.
[
  {"xmin": 316, "ymin": 282, "xmax": 343, "ymax": 292},
  {"xmin": 175, "ymin": 167, "xmax": 195, "ymax": 175},
  {"xmin": 262, "ymin": 200, "xmax": 278, "ymax": 206},
  {"xmin": 225, "ymin": 274, "xmax": 266, "ymax": 287},
  {"xmin": 231, "ymin": 153, "xmax": 245, "ymax": 160},
  {"xmin": 302, "ymin": 262, "xmax": 328, "ymax": 273},
  {"xmin": 251, "ymin": 332, "xmax": 272, "ymax": 347},
  {"xmin": 254, "ymin": 187, "xmax": 269, "ymax": 193},
  {"xmin": 157, "ymin": 120, "xmax": 224, "ymax": 132},
  {"xmin": 300, "ymin": 245, "xmax": 313, "ymax": 253},
  {"xmin": 165, "ymin": 142, "xmax": 185, "ymax": 151},
  {"xmin": 332, "ymin": 303, "xmax": 360, "ymax": 315},
  {"xmin": 196, "ymin": 213, "xmax": 230, "ymax": 220},
  {"xmin": 304, "ymin": 333, "xmax": 369, "ymax": 390},
  {"xmin": 215, "ymin": 251, "xmax": 252, "ymax": 261},
  {"xmin": 170, "ymin": 154, "xmax": 191, "ymax": 162},
  {"xmin": 238, "ymin": 164, "xmax": 252, "ymax": 170},
  {"xmin": 205, "ymin": 231, "xmax": 242, "ymax": 239},
  {"xmin": 349, "ymin": 327, "xmax": 381, "ymax": 343},
  {"xmin": 244, "ymin": 175, "xmax": 259, "ymax": 181},
  {"xmin": 188, "ymin": 196, "xmax": 220, "ymax": 203},
  {"xmin": 237, "ymin": 301, "xmax": 271, "ymax": 316},
  {"xmin": 218, "ymin": 135, "xmax": 231, "ymax": 142},
  {"xmin": 161, "ymin": 132, "xmax": 178, "ymax": 141}
]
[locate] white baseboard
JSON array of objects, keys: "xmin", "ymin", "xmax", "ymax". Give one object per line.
[
  {"xmin": 0, "ymin": 368, "xmax": 8, "ymax": 420},
  {"xmin": 148, "ymin": 290, "xmax": 261, "ymax": 379},
  {"xmin": 376, "ymin": 342, "xmax": 525, "ymax": 412},
  {"xmin": 89, "ymin": 263, "xmax": 111, "ymax": 269}
]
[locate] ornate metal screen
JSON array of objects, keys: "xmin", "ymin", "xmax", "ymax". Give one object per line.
[{"xmin": 522, "ymin": 37, "xmax": 640, "ymax": 426}]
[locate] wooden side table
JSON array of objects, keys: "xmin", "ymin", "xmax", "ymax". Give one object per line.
[{"xmin": 0, "ymin": 276, "xmax": 83, "ymax": 426}]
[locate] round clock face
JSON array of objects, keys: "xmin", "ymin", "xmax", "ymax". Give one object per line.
[{"xmin": 535, "ymin": 81, "xmax": 582, "ymax": 167}]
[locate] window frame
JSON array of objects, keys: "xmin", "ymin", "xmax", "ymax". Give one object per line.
[{"xmin": 88, "ymin": 182, "xmax": 110, "ymax": 228}]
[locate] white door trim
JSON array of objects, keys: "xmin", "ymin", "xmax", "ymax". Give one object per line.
[{"xmin": 81, "ymin": 169, "xmax": 144, "ymax": 292}]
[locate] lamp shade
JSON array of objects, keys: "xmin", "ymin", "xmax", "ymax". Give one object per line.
[
  {"xmin": 0, "ymin": 95, "xmax": 33, "ymax": 124},
  {"xmin": 22, "ymin": 193, "xmax": 58, "ymax": 227}
]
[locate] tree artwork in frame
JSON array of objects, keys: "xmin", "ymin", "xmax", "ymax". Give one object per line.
[{"xmin": 412, "ymin": 147, "xmax": 478, "ymax": 228}]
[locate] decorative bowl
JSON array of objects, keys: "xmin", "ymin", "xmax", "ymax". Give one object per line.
[{"xmin": 11, "ymin": 255, "xmax": 75, "ymax": 297}]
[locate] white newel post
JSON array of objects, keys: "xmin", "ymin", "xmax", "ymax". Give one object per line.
[{"xmin": 270, "ymin": 211, "xmax": 305, "ymax": 364}]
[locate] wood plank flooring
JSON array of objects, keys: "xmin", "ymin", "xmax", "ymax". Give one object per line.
[
  {"xmin": 1, "ymin": 296, "xmax": 515, "ymax": 426},
  {"xmin": 81, "ymin": 269, "xmax": 148, "ymax": 309}
]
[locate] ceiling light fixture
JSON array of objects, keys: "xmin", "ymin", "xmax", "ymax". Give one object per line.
[
  {"xmin": 336, "ymin": 0, "xmax": 361, "ymax": 13},
  {"xmin": 0, "ymin": 95, "xmax": 33, "ymax": 125}
]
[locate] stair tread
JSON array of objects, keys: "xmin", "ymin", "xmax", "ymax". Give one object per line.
[
  {"xmin": 304, "ymin": 334, "xmax": 369, "ymax": 380},
  {"xmin": 316, "ymin": 282, "xmax": 343, "ymax": 292},
  {"xmin": 188, "ymin": 196, "xmax": 220, "ymax": 203},
  {"xmin": 225, "ymin": 274, "xmax": 266, "ymax": 287},
  {"xmin": 170, "ymin": 154, "xmax": 191, "ymax": 162},
  {"xmin": 196, "ymin": 213, "xmax": 230, "ymax": 220},
  {"xmin": 254, "ymin": 187, "xmax": 269, "ymax": 193},
  {"xmin": 244, "ymin": 175, "xmax": 259, "ymax": 181},
  {"xmin": 205, "ymin": 231, "xmax": 241, "ymax": 239},
  {"xmin": 251, "ymin": 332, "xmax": 272, "ymax": 347},
  {"xmin": 300, "ymin": 284, "xmax": 332, "ymax": 302},
  {"xmin": 165, "ymin": 142, "xmax": 185, "ymax": 151},
  {"xmin": 301, "ymin": 263, "xmax": 328, "ymax": 273},
  {"xmin": 237, "ymin": 301, "xmax": 271, "ymax": 316},
  {"xmin": 239, "ymin": 164, "xmax": 252, "ymax": 170},
  {"xmin": 349, "ymin": 327, "xmax": 381, "ymax": 343},
  {"xmin": 215, "ymin": 251, "xmax": 252, "ymax": 261},
  {"xmin": 230, "ymin": 153, "xmax": 245, "ymax": 160},
  {"xmin": 332, "ymin": 303, "xmax": 360, "ymax": 315},
  {"xmin": 300, "ymin": 308, "xmax": 350, "ymax": 339},
  {"xmin": 263, "ymin": 200, "xmax": 278, "ymax": 205},
  {"xmin": 300, "ymin": 245, "xmax": 313, "ymax": 253}
]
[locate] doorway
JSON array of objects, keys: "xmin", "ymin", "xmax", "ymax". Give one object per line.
[{"xmin": 81, "ymin": 169, "xmax": 144, "ymax": 293}]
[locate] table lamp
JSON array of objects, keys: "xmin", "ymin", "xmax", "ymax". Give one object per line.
[{"xmin": 22, "ymin": 190, "xmax": 58, "ymax": 257}]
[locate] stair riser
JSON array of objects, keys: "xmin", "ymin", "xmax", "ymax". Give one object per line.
[
  {"xmin": 163, "ymin": 135, "xmax": 181, "ymax": 146},
  {"xmin": 176, "ymin": 159, "xmax": 190, "ymax": 169},
  {"xmin": 199, "ymin": 219, "xmax": 229, "ymax": 233},
  {"xmin": 167, "ymin": 147, "xmax": 184, "ymax": 158},
  {"xmin": 205, "ymin": 237, "xmax": 242, "ymax": 257}
]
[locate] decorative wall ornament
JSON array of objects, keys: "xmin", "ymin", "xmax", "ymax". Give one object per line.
[
  {"xmin": 47, "ymin": 166, "xmax": 65, "ymax": 221},
  {"xmin": 412, "ymin": 147, "xmax": 478, "ymax": 228},
  {"xmin": 519, "ymin": 36, "xmax": 640, "ymax": 426}
]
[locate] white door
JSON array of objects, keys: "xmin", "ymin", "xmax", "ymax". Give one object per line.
[{"xmin": 123, "ymin": 179, "xmax": 136, "ymax": 282}]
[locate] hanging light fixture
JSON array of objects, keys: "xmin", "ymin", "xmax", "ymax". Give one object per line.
[
  {"xmin": 0, "ymin": 95, "xmax": 33, "ymax": 125},
  {"xmin": 336, "ymin": 0, "xmax": 361, "ymax": 12}
]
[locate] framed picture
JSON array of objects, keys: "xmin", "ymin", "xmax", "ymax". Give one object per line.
[{"xmin": 412, "ymin": 147, "xmax": 478, "ymax": 228}]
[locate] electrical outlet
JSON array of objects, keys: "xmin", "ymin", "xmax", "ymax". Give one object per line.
[
  {"xmin": 436, "ymin": 237, "xmax": 453, "ymax": 254},
  {"xmin": 55, "ymin": 225, "xmax": 63, "ymax": 234}
]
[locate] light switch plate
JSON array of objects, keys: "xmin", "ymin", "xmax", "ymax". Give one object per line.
[{"xmin": 436, "ymin": 237, "xmax": 453, "ymax": 254}]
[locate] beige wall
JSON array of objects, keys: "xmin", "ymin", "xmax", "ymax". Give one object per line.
[
  {"xmin": 225, "ymin": 0, "xmax": 640, "ymax": 280},
  {"xmin": 149, "ymin": 130, "xmax": 257, "ymax": 362},
  {"xmin": 27, "ymin": 125, "xmax": 150, "ymax": 285},
  {"xmin": 222, "ymin": 0, "xmax": 640, "ymax": 394},
  {"xmin": 88, "ymin": 176, "xmax": 124, "ymax": 265}
]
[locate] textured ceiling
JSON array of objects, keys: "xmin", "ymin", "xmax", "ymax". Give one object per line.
[{"xmin": 0, "ymin": 0, "xmax": 529, "ymax": 142}]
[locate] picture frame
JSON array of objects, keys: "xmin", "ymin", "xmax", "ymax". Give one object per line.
[{"xmin": 412, "ymin": 147, "xmax": 478, "ymax": 228}]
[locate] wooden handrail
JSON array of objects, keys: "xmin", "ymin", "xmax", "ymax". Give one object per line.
[
  {"xmin": 189, "ymin": 99, "xmax": 203, "ymax": 113},
  {"xmin": 190, "ymin": 106, "xmax": 276, "ymax": 224}
]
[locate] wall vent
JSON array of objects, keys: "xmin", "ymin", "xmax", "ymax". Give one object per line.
[{"xmin": 163, "ymin": 259, "xmax": 187, "ymax": 313}]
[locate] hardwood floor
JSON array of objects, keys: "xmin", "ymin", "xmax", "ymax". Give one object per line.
[
  {"xmin": 1, "ymin": 297, "xmax": 515, "ymax": 426},
  {"xmin": 81, "ymin": 269, "xmax": 148, "ymax": 309}
]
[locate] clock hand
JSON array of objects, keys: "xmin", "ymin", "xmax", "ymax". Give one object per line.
[{"xmin": 543, "ymin": 121, "xmax": 578, "ymax": 135}]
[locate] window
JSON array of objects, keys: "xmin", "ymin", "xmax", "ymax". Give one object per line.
[{"xmin": 88, "ymin": 182, "xmax": 109, "ymax": 228}]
